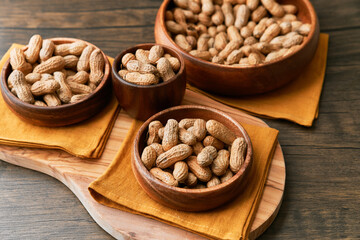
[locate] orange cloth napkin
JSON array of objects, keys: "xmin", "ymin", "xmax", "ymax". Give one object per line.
[
  {"xmin": 89, "ymin": 120, "xmax": 279, "ymax": 240},
  {"xmin": 188, "ymin": 33, "xmax": 329, "ymax": 127},
  {"xmin": 0, "ymin": 44, "xmax": 119, "ymax": 158}
]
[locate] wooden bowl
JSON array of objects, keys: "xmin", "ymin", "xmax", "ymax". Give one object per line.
[
  {"xmin": 132, "ymin": 105, "xmax": 253, "ymax": 211},
  {"xmin": 154, "ymin": 0, "xmax": 320, "ymax": 96},
  {"xmin": 0, "ymin": 38, "xmax": 112, "ymax": 127},
  {"xmin": 112, "ymin": 43, "xmax": 186, "ymax": 121}
]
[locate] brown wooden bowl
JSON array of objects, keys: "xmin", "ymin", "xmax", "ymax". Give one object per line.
[
  {"xmin": 112, "ymin": 43, "xmax": 186, "ymax": 121},
  {"xmin": 132, "ymin": 105, "xmax": 253, "ymax": 212},
  {"xmin": 154, "ymin": 0, "xmax": 320, "ymax": 96},
  {"xmin": 0, "ymin": 38, "xmax": 112, "ymax": 127}
]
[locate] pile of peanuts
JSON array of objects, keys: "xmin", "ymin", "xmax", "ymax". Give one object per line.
[
  {"xmin": 119, "ymin": 45, "xmax": 180, "ymax": 85},
  {"xmin": 165, "ymin": 0, "xmax": 311, "ymax": 65},
  {"xmin": 141, "ymin": 118, "xmax": 247, "ymax": 189},
  {"xmin": 7, "ymin": 34, "xmax": 105, "ymax": 106}
]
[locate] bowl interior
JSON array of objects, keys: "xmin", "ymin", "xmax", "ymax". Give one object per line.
[
  {"xmin": 112, "ymin": 43, "xmax": 185, "ymax": 88},
  {"xmin": 160, "ymin": 0, "xmax": 317, "ymax": 69},
  {"xmin": 134, "ymin": 105, "xmax": 253, "ymax": 194},
  {"xmin": 1, "ymin": 37, "xmax": 111, "ymax": 110}
]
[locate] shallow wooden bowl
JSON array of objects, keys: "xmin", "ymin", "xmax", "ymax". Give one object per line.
[
  {"xmin": 112, "ymin": 43, "xmax": 186, "ymax": 121},
  {"xmin": 132, "ymin": 105, "xmax": 253, "ymax": 212},
  {"xmin": 154, "ymin": 0, "xmax": 320, "ymax": 96},
  {"xmin": 0, "ymin": 38, "xmax": 112, "ymax": 127}
]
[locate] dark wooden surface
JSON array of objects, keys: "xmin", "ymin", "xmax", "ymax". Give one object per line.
[{"xmin": 0, "ymin": 0, "xmax": 359, "ymax": 239}]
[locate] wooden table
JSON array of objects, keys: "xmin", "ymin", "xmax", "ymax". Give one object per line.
[{"xmin": 0, "ymin": 0, "xmax": 359, "ymax": 239}]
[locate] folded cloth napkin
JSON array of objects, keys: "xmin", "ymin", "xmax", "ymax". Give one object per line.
[
  {"xmin": 89, "ymin": 119, "xmax": 279, "ymax": 240},
  {"xmin": 188, "ymin": 33, "xmax": 329, "ymax": 127},
  {"xmin": 0, "ymin": 44, "xmax": 119, "ymax": 158}
]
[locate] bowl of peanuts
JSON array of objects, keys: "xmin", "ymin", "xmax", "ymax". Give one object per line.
[
  {"xmin": 132, "ymin": 105, "xmax": 253, "ymax": 211},
  {"xmin": 154, "ymin": 0, "xmax": 320, "ymax": 96},
  {"xmin": 0, "ymin": 35, "xmax": 112, "ymax": 127},
  {"xmin": 112, "ymin": 43, "xmax": 186, "ymax": 121}
]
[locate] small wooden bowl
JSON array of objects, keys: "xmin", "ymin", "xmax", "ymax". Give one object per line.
[
  {"xmin": 112, "ymin": 43, "xmax": 186, "ymax": 121},
  {"xmin": 154, "ymin": 0, "xmax": 320, "ymax": 96},
  {"xmin": 132, "ymin": 105, "xmax": 253, "ymax": 212},
  {"xmin": 0, "ymin": 38, "xmax": 112, "ymax": 127}
]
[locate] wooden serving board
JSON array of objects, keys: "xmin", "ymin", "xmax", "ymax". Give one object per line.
[{"xmin": 0, "ymin": 90, "xmax": 285, "ymax": 240}]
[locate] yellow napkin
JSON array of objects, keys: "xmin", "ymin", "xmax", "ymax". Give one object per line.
[
  {"xmin": 188, "ymin": 33, "xmax": 329, "ymax": 127},
  {"xmin": 0, "ymin": 44, "xmax": 119, "ymax": 158},
  {"xmin": 89, "ymin": 120, "xmax": 279, "ymax": 240}
]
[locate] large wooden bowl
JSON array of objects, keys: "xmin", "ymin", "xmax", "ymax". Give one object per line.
[
  {"xmin": 132, "ymin": 105, "xmax": 253, "ymax": 212},
  {"xmin": 112, "ymin": 43, "xmax": 186, "ymax": 121},
  {"xmin": 0, "ymin": 38, "xmax": 112, "ymax": 127},
  {"xmin": 154, "ymin": 0, "xmax": 320, "ymax": 96}
]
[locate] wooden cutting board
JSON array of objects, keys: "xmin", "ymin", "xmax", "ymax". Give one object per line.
[{"xmin": 0, "ymin": 90, "xmax": 285, "ymax": 240}]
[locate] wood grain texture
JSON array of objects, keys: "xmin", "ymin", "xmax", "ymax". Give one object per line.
[
  {"xmin": 0, "ymin": 0, "xmax": 359, "ymax": 239},
  {"xmin": 0, "ymin": 90, "xmax": 285, "ymax": 240}
]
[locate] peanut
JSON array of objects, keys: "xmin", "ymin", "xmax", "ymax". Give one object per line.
[
  {"xmin": 25, "ymin": 73, "xmax": 41, "ymax": 84},
  {"xmin": 70, "ymin": 94, "xmax": 89, "ymax": 103},
  {"xmin": 77, "ymin": 45, "xmax": 94, "ymax": 71},
  {"xmin": 8, "ymin": 70, "xmax": 34, "ymax": 103},
  {"xmin": 260, "ymin": 22, "xmax": 280, "ymax": 42},
  {"xmin": 10, "ymin": 48, "xmax": 32, "ymax": 75},
  {"xmin": 147, "ymin": 120, "xmax": 163, "ymax": 145},
  {"xmin": 261, "ymin": 0, "xmax": 284, "ymax": 17},
  {"xmin": 192, "ymin": 141, "xmax": 205, "ymax": 155},
  {"xmin": 207, "ymin": 176, "xmax": 221, "ymax": 188},
  {"xmin": 149, "ymin": 143, "xmax": 164, "ymax": 157},
  {"xmin": 24, "ymin": 34, "xmax": 42, "ymax": 64},
  {"xmin": 89, "ymin": 49, "xmax": 104, "ymax": 86},
  {"xmin": 166, "ymin": 20, "xmax": 186, "ymax": 34},
  {"xmin": 67, "ymin": 81, "xmax": 93, "ymax": 94},
  {"xmin": 246, "ymin": 0, "xmax": 259, "ymax": 11},
  {"xmin": 282, "ymin": 4, "xmax": 297, "ymax": 14},
  {"xmin": 43, "ymin": 93, "xmax": 61, "ymax": 106},
  {"xmin": 206, "ymin": 119, "xmax": 236, "ymax": 145},
  {"xmin": 201, "ymin": 0, "xmax": 215, "ymax": 15},
  {"xmin": 127, "ymin": 60, "xmax": 158, "ymax": 74},
  {"xmin": 150, "ymin": 167, "xmax": 178, "ymax": 187},
  {"xmin": 197, "ymin": 146, "xmax": 217, "ymax": 167},
  {"xmin": 234, "ymin": 4, "xmax": 250, "ymax": 28},
  {"xmin": 141, "ymin": 146, "xmax": 157, "ymax": 170},
  {"xmin": 214, "ymin": 32, "xmax": 228, "ymax": 51},
  {"xmin": 227, "ymin": 49, "xmax": 243, "ymax": 64},
  {"xmin": 187, "ymin": 156, "xmax": 212, "ymax": 182},
  {"xmin": 157, "ymin": 57, "xmax": 176, "ymax": 81},
  {"xmin": 179, "ymin": 128, "xmax": 197, "ymax": 145},
  {"xmin": 34, "ymin": 100, "xmax": 47, "ymax": 107},
  {"xmin": 121, "ymin": 53, "xmax": 136, "ymax": 67},
  {"xmin": 31, "ymin": 80, "xmax": 60, "ymax": 96},
  {"xmin": 227, "ymin": 26, "xmax": 243, "ymax": 42},
  {"xmin": 148, "ymin": 45, "xmax": 164, "ymax": 64},
  {"xmin": 66, "ymin": 71, "xmax": 89, "ymax": 84},
  {"xmin": 173, "ymin": 161, "xmax": 189, "ymax": 182},
  {"xmin": 63, "ymin": 55, "xmax": 79, "ymax": 69},
  {"xmin": 156, "ymin": 144, "xmax": 193, "ymax": 168},
  {"xmin": 175, "ymin": 34, "xmax": 192, "ymax": 52},
  {"xmin": 162, "ymin": 119, "xmax": 179, "ymax": 151},
  {"xmin": 54, "ymin": 71, "xmax": 72, "ymax": 103},
  {"xmin": 230, "ymin": 137, "xmax": 247, "ymax": 173},
  {"xmin": 218, "ymin": 40, "xmax": 241, "ymax": 59},
  {"xmin": 191, "ymin": 119, "xmax": 207, "ymax": 141},
  {"xmin": 203, "ymin": 135, "xmax": 225, "ymax": 150},
  {"xmin": 222, "ymin": 2, "xmax": 235, "ymax": 26},
  {"xmin": 54, "ymin": 41, "xmax": 87, "ymax": 56},
  {"xmin": 251, "ymin": 5, "xmax": 267, "ymax": 22},
  {"xmin": 211, "ymin": 149, "xmax": 230, "ymax": 176},
  {"xmin": 33, "ymin": 56, "xmax": 65, "ymax": 74},
  {"xmin": 39, "ymin": 40, "xmax": 55, "ymax": 62},
  {"xmin": 212, "ymin": 6, "xmax": 225, "ymax": 25},
  {"xmin": 185, "ymin": 172, "xmax": 198, "ymax": 187},
  {"xmin": 220, "ymin": 169, "xmax": 234, "ymax": 182}
]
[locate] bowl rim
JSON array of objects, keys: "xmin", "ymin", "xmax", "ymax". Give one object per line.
[
  {"xmin": 112, "ymin": 43, "xmax": 185, "ymax": 89},
  {"xmin": 133, "ymin": 105, "xmax": 253, "ymax": 194},
  {"xmin": 157, "ymin": 0, "xmax": 318, "ymax": 70},
  {"xmin": 0, "ymin": 37, "xmax": 111, "ymax": 110}
]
